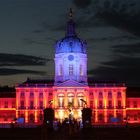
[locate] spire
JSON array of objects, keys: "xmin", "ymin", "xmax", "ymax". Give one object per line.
[
  {"xmin": 66, "ymin": 8, "xmax": 76, "ymax": 37},
  {"xmin": 69, "ymin": 8, "xmax": 73, "ymax": 19}
]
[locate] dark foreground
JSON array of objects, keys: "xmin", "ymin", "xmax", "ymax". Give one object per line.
[{"xmin": 0, "ymin": 126, "xmax": 140, "ymax": 140}]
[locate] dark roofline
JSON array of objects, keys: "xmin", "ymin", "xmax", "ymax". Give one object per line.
[{"xmin": 126, "ymin": 87, "xmax": 140, "ymax": 98}]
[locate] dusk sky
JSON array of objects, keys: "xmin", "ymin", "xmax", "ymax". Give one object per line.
[{"xmin": 0, "ymin": 0, "xmax": 140, "ymax": 87}]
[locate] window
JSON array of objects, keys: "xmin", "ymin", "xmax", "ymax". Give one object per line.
[
  {"xmin": 30, "ymin": 101, "xmax": 34, "ymax": 109},
  {"xmin": 99, "ymin": 100, "xmax": 103, "ymax": 108},
  {"xmin": 58, "ymin": 97, "xmax": 64, "ymax": 107},
  {"xmin": 30, "ymin": 92, "xmax": 34, "ymax": 98},
  {"xmin": 69, "ymin": 64, "xmax": 73, "ymax": 76},
  {"xmin": 4, "ymin": 101, "xmax": 8, "ymax": 108},
  {"xmin": 39, "ymin": 101, "xmax": 43, "ymax": 109},
  {"xmin": 90, "ymin": 101, "xmax": 93, "ymax": 108},
  {"xmin": 99, "ymin": 92, "xmax": 103, "ymax": 98},
  {"xmin": 59, "ymin": 64, "xmax": 63, "ymax": 76},
  {"xmin": 108, "ymin": 100, "xmax": 112, "ymax": 108},
  {"xmin": 21, "ymin": 92, "xmax": 25, "ymax": 97},
  {"xmin": 127, "ymin": 101, "xmax": 130, "ymax": 108},
  {"xmin": 134, "ymin": 115, "xmax": 138, "ymax": 121},
  {"xmin": 68, "ymin": 97, "xmax": 74, "ymax": 106},
  {"xmin": 90, "ymin": 92, "xmax": 93, "ymax": 96},
  {"xmin": 39, "ymin": 113, "xmax": 43, "ymax": 121},
  {"xmin": 79, "ymin": 64, "xmax": 83, "ymax": 76},
  {"xmin": 12, "ymin": 101, "xmax": 15, "ymax": 108},
  {"xmin": 108, "ymin": 92, "xmax": 112, "ymax": 98},
  {"xmin": 118, "ymin": 100, "xmax": 122, "ymax": 108},
  {"xmin": 39, "ymin": 92, "xmax": 43, "ymax": 98},
  {"xmin": 20, "ymin": 101, "xmax": 24, "ymax": 109},
  {"xmin": 78, "ymin": 98, "xmax": 84, "ymax": 107},
  {"xmin": 98, "ymin": 114, "xmax": 104, "ymax": 122},
  {"xmin": 133, "ymin": 101, "xmax": 137, "ymax": 108},
  {"xmin": 29, "ymin": 114, "xmax": 34, "ymax": 122},
  {"xmin": 117, "ymin": 92, "xmax": 121, "ymax": 98}
]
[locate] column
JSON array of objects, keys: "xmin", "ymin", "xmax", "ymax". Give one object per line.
[
  {"xmin": 113, "ymin": 89, "xmax": 117, "ymax": 118},
  {"xmin": 34, "ymin": 110, "xmax": 38, "ymax": 123},
  {"xmin": 74, "ymin": 89, "xmax": 77, "ymax": 108},
  {"xmin": 25, "ymin": 110, "xmax": 28, "ymax": 123},
  {"xmin": 54, "ymin": 90, "xmax": 58, "ymax": 108},
  {"xmin": 34, "ymin": 88, "xmax": 38, "ymax": 109},
  {"xmin": 94, "ymin": 91, "xmax": 98, "ymax": 123},
  {"xmin": 25, "ymin": 89, "xmax": 29, "ymax": 109},
  {"xmin": 64, "ymin": 89, "xmax": 68, "ymax": 108},
  {"xmin": 104, "ymin": 91, "xmax": 107, "ymax": 123},
  {"xmin": 122, "ymin": 89, "xmax": 126, "ymax": 120},
  {"xmin": 25, "ymin": 89, "xmax": 29, "ymax": 123},
  {"xmin": 85, "ymin": 88, "xmax": 89, "ymax": 108},
  {"xmin": 16, "ymin": 88, "xmax": 20, "ymax": 118},
  {"xmin": 43, "ymin": 88, "xmax": 47, "ymax": 108}
]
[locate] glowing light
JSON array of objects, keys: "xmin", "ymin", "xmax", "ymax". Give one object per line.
[
  {"xmin": 35, "ymin": 110, "xmax": 38, "ymax": 123},
  {"xmin": 59, "ymin": 110, "xmax": 64, "ymax": 119},
  {"xmin": 0, "ymin": 108, "xmax": 16, "ymax": 110},
  {"xmin": 126, "ymin": 108, "xmax": 140, "ymax": 110},
  {"xmin": 25, "ymin": 110, "xmax": 28, "ymax": 123}
]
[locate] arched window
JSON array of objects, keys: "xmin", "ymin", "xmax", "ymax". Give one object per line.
[
  {"xmin": 77, "ymin": 93, "xmax": 84, "ymax": 107},
  {"xmin": 58, "ymin": 94, "xmax": 64, "ymax": 107},
  {"xmin": 80, "ymin": 64, "xmax": 83, "ymax": 76},
  {"xmin": 117, "ymin": 92, "xmax": 121, "ymax": 98},
  {"xmin": 108, "ymin": 92, "xmax": 112, "ymax": 98},
  {"xmin": 68, "ymin": 93, "xmax": 74, "ymax": 106},
  {"xmin": 98, "ymin": 114, "xmax": 104, "ymax": 122},
  {"xmin": 59, "ymin": 64, "xmax": 63, "ymax": 76},
  {"xmin": 29, "ymin": 114, "xmax": 34, "ymax": 123},
  {"xmin": 69, "ymin": 64, "xmax": 73, "ymax": 76},
  {"xmin": 99, "ymin": 92, "xmax": 103, "ymax": 98}
]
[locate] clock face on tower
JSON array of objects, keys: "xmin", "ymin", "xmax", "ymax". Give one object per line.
[{"xmin": 68, "ymin": 55, "xmax": 74, "ymax": 61}]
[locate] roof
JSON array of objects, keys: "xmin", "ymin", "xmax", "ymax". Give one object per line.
[
  {"xmin": 17, "ymin": 78, "xmax": 54, "ymax": 87},
  {"xmin": 0, "ymin": 87, "xmax": 15, "ymax": 98},
  {"xmin": 126, "ymin": 87, "xmax": 140, "ymax": 98},
  {"xmin": 88, "ymin": 80, "xmax": 125, "ymax": 87}
]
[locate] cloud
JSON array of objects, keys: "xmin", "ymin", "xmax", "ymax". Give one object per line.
[
  {"xmin": 0, "ymin": 53, "xmax": 51, "ymax": 66},
  {"xmin": 86, "ymin": 35, "xmax": 138, "ymax": 43},
  {"xmin": 95, "ymin": 1, "xmax": 140, "ymax": 36},
  {"xmin": 88, "ymin": 57, "xmax": 140, "ymax": 86},
  {"xmin": 72, "ymin": 0, "xmax": 92, "ymax": 9},
  {"xmin": 112, "ymin": 43, "xmax": 140, "ymax": 55},
  {"xmin": 32, "ymin": 30, "xmax": 45, "ymax": 34},
  {"xmin": 72, "ymin": 0, "xmax": 140, "ymax": 36},
  {"xmin": 88, "ymin": 42, "xmax": 140, "ymax": 86},
  {"xmin": 0, "ymin": 68, "xmax": 45, "ymax": 76}
]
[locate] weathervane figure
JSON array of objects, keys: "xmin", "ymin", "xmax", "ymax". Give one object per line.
[{"xmin": 69, "ymin": 8, "xmax": 73, "ymax": 19}]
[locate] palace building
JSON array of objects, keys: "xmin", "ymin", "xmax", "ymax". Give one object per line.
[{"xmin": 0, "ymin": 10, "xmax": 140, "ymax": 127}]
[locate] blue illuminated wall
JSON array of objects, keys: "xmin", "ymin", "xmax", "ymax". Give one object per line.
[{"xmin": 54, "ymin": 18, "xmax": 87, "ymax": 85}]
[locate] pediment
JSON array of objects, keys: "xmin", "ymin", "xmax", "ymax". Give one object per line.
[{"xmin": 55, "ymin": 80, "xmax": 87, "ymax": 87}]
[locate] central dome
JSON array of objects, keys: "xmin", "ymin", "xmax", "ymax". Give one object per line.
[
  {"xmin": 55, "ymin": 12, "xmax": 87, "ymax": 54},
  {"xmin": 55, "ymin": 36, "xmax": 87, "ymax": 54}
]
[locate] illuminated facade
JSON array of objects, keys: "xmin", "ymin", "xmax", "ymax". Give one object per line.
[{"xmin": 0, "ymin": 10, "xmax": 140, "ymax": 126}]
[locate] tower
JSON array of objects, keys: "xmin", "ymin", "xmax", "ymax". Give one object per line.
[{"xmin": 54, "ymin": 9, "xmax": 87, "ymax": 85}]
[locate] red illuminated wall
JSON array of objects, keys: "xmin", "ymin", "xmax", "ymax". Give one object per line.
[
  {"xmin": 126, "ymin": 98, "xmax": 140, "ymax": 123},
  {"xmin": 0, "ymin": 98, "xmax": 16, "ymax": 123},
  {"xmin": 0, "ymin": 85, "xmax": 140, "ymax": 126}
]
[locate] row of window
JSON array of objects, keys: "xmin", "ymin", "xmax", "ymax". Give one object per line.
[
  {"xmin": 58, "ymin": 64, "xmax": 84, "ymax": 76},
  {"xmin": 97, "ymin": 113, "xmax": 123, "ymax": 122},
  {"xmin": 20, "ymin": 92, "xmax": 52, "ymax": 98},
  {"xmin": 0, "ymin": 101, "xmax": 15, "ymax": 108},
  {"xmin": 90, "ymin": 100, "xmax": 123, "ymax": 108},
  {"xmin": 127, "ymin": 101, "xmax": 139, "ymax": 108},
  {"xmin": 90, "ymin": 91, "xmax": 122, "ymax": 98},
  {"xmin": 19, "ymin": 113, "xmax": 43, "ymax": 122},
  {"xmin": 20, "ymin": 100, "xmax": 43, "ymax": 109}
]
